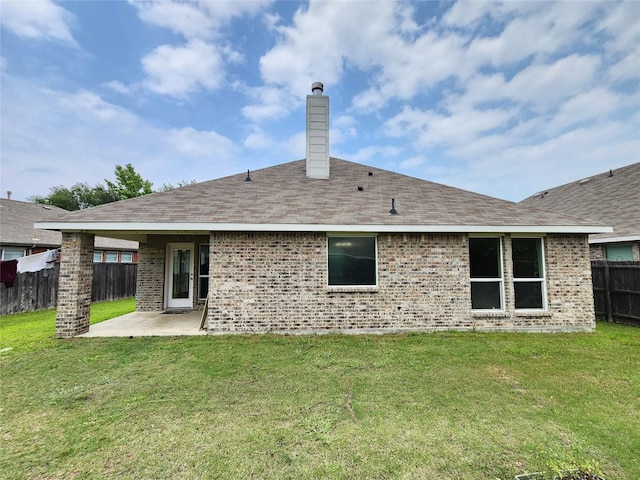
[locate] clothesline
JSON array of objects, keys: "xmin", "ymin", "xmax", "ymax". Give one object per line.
[
  {"xmin": 16, "ymin": 249, "xmax": 60, "ymax": 273},
  {"xmin": 1, "ymin": 249, "xmax": 61, "ymax": 288}
]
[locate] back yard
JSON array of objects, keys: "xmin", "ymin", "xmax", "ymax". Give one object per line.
[{"xmin": 1, "ymin": 302, "xmax": 638, "ymax": 479}]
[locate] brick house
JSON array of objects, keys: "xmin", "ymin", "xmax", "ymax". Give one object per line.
[
  {"xmin": 0, "ymin": 198, "xmax": 138, "ymax": 262},
  {"xmin": 520, "ymin": 162, "xmax": 640, "ymax": 262},
  {"xmin": 37, "ymin": 83, "xmax": 610, "ymax": 338}
]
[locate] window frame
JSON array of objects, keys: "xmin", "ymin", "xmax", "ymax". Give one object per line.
[
  {"xmin": 1, "ymin": 247, "xmax": 26, "ymax": 260},
  {"xmin": 326, "ymin": 234, "xmax": 378, "ymax": 288},
  {"xmin": 104, "ymin": 251, "xmax": 119, "ymax": 263},
  {"xmin": 120, "ymin": 252, "xmax": 133, "ymax": 263},
  {"xmin": 93, "ymin": 252, "xmax": 103, "ymax": 263},
  {"xmin": 605, "ymin": 243, "xmax": 633, "ymax": 261},
  {"xmin": 198, "ymin": 243, "xmax": 210, "ymax": 300},
  {"xmin": 511, "ymin": 236, "xmax": 547, "ymax": 311},
  {"xmin": 469, "ymin": 236, "xmax": 505, "ymax": 311}
]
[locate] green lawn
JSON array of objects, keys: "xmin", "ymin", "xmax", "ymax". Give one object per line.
[{"xmin": 1, "ymin": 306, "xmax": 638, "ymax": 479}]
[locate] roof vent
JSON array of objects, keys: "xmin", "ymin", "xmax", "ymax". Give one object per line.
[
  {"xmin": 579, "ymin": 178, "xmax": 591, "ymax": 185},
  {"xmin": 608, "ymin": 169, "xmax": 614, "ymax": 177},
  {"xmin": 389, "ymin": 198, "xmax": 398, "ymax": 215},
  {"xmin": 244, "ymin": 170, "xmax": 252, "ymax": 182},
  {"xmin": 311, "ymin": 82, "xmax": 324, "ymax": 96}
]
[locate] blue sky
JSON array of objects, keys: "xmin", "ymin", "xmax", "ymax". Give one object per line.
[{"xmin": 1, "ymin": 0, "xmax": 638, "ymax": 203}]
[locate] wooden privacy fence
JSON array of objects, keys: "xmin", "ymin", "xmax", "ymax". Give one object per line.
[
  {"xmin": 592, "ymin": 261, "xmax": 640, "ymax": 326},
  {"xmin": 0, "ymin": 263, "xmax": 137, "ymax": 315}
]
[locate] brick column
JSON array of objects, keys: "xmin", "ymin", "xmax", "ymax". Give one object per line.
[{"xmin": 56, "ymin": 232, "xmax": 94, "ymax": 338}]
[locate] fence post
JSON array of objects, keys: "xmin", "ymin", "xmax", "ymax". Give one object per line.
[{"xmin": 603, "ymin": 261, "xmax": 613, "ymax": 322}]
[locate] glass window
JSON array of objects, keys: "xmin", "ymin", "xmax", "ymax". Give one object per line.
[
  {"xmin": 199, "ymin": 244, "xmax": 210, "ymax": 300},
  {"xmin": 512, "ymin": 237, "xmax": 546, "ymax": 310},
  {"xmin": 120, "ymin": 252, "xmax": 133, "ymax": 263},
  {"xmin": 469, "ymin": 237, "xmax": 503, "ymax": 310},
  {"xmin": 605, "ymin": 244, "xmax": 633, "ymax": 261},
  {"xmin": 93, "ymin": 252, "xmax": 103, "ymax": 263},
  {"xmin": 105, "ymin": 251, "xmax": 118, "ymax": 263},
  {"xmin": 328, "ymin": 236, "xmax": 377, "ymax": 286},
  {"xmin": 2, "ymin": 248, "xmax": 25, "ymax": 260}
]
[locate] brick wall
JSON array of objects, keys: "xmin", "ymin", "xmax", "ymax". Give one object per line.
[
  {"xmin": 207, "ymin": 232, "xmax": 596, "ymax": 333},
  {"xmin": 590, "ymin": 244, "xmax": 605, "ymax": 261},
  {"xmin": 55, "ymin": 232, "xmax": 94, "ymax": 338}
]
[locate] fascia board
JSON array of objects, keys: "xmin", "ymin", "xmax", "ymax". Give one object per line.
[
  {"xmin": 35, "ymin": 221, "xmax": 613, "ymax": 235},
  {"xmin": 589, "ymin": 235, "xmax": 640, "ymax": 244}
]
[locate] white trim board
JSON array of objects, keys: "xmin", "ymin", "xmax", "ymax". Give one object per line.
[{"xmin": 35, "ymin": 221, "xmax": 612, "ymax": 235}]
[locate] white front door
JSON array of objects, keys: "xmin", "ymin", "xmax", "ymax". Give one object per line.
[{"xmin": 167, "ymin": 243, "xmax": 194, "ymax": 309}]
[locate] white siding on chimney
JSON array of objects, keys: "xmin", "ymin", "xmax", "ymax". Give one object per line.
[{"xmin": 306, "ymin": 95, "xmax": 330, "ymax": 178}]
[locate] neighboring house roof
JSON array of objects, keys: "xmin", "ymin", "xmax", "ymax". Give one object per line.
[
  {"xmin": 36, "ymin": 158, "xmax": 609, "ymax": 236},
  {"xmin": 0, "ymin": 199, "xmax": 138, "ymax": 250},
  {"xmin": 520, "ymin": 162, "xmax": 640, "ymax": 243}
]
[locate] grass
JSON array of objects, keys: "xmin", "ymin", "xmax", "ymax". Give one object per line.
[
  {"xmin": 1, "ymin": 308, "xmax": 638, "ymax": 479},
  {"xmin": 0, "ymin": 297, "xmax": 135, "ymax": 352}
]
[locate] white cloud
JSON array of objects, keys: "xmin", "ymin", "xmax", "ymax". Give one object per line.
[
  {"xmin": 141, "ymin": 40, "xmax": 224, "ymax": 97},
  {"xmin": 0, "ymin": 0, "xmax": 77, "ymax": 46},
  {"xmin": 346, "ymin": 145, "xmax": 402, "ymax": 163},
  {"xmin": 329, "ymin": 115, "xmax": 358, "ymax": 144},
  {"xmin": 244, "ymin": 130, "xmax": 276, "ymax": 151},
  {"xmin": 128, "ymin": 0, "xmax": 271, "ymax": 98},
  {"xmin": 505, "ymin": 54, "xmax": 600, "ymax": 112},
  {"xmin": 132, "ymin": 0, "xmax": 216, "ymax": 40},
  {"xmin": 458, "ymin": 2, "xmax": 602, "ymax": 69},
  {"xmin": 598, "ymin": 0, "xmax": 640, "ymax": 53},
  {"xmin": 241, "ymin": 85, "xmax": 296, "ymax": 122},
  {"xmin": 104, "ymin": 80, "xmax": 132, "ymax": 95},
  {"xmin": 548, "ymin": 87, "xmax": 626, "ymax": 133},
  {"xmin": 608, "ymin": 50, "xmax": 640, "ymax": 82},
  {"xmin": 166, "ymin": 127, "xmax": 236, "ymax": 158},
  {"xmin": 399, "ymin": 155, "xmax": 426, "ymax": 169},
  {"xmin": 0, "ymin": 73, "xmax": 240, "ymax": 199},
  {"xmin": 254, "ymin": 1, "xmax": 399, "ymax": 115},
  {"xmin": 130, "ymin": 0, "xmax": 273, "ymax": 39},
  {"xmin": 57, "ymin": 90, "xmax": 138, "ymax": 124}
]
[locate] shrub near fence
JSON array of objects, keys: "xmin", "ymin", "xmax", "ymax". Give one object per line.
[
  {"xmin": 592, "ymin": 260, "xmax": 640, "ymax": 326},
  {"xmin": 0, "ymin": 263, "xmax": 137, "ymax": 315}
]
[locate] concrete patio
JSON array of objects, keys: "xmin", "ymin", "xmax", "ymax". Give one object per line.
[{"xmin": 79, "ymin": 310, "xmax": 207, "ymax": 337}]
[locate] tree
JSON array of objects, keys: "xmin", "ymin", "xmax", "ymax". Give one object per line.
[
  {"xmin": 31, "ymin": 186, "xmax": 80, "ymax": 211},
  {"xmin": 157, "ymin": 180, "xmax": 197, "ymax": 192},
  {"xmin": 105, "ymin": 163, "xmax": 153, "ymax": 200},
  {"xmin": 30, "ymin": 164, "xmax": 152, "ymax": 210}
]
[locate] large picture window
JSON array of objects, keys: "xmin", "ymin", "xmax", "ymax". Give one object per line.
[
  {"xmin": 328, "ymin": 236, "xmax": 377, "ymax": 286},
  {"xmin": 512, "ymin": 237, "xmax": 546, "ymax": 309},
  {"xmin": 469, "ymin": 237, "xmax": 504, "ymax": 310}
]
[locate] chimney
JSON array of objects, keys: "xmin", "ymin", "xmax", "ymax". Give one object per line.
[{"xmin": 306, "ymin": 81, "xmax": 330, "ymax": 178}]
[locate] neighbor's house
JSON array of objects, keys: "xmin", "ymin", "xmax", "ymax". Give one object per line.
[
  {"xmin": 0, "ymin": 198, "xmax": 138, "ymax": 263},
  {"xmin": 520, "ymin": 162, "xmax": 640, "ymax": 262},
  {"xmin": 36, "ymin": 83, "xmax": 611, "ymax": 338}
]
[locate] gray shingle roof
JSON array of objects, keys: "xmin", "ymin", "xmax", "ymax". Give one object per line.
[
  {"xmin": 0, "ymin": 199, "xmax": 65, "ymax": 247},
  {"xmin": 520, "ymin": 162, "xmax": 640, "ymax": 241},
  {"xmin": 38, "ymin": 158, "xmax": 607, "ymax": 233},
  {"xmin": 0, "ymin": 199, "xmax": 138, "ymax": 250}
]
